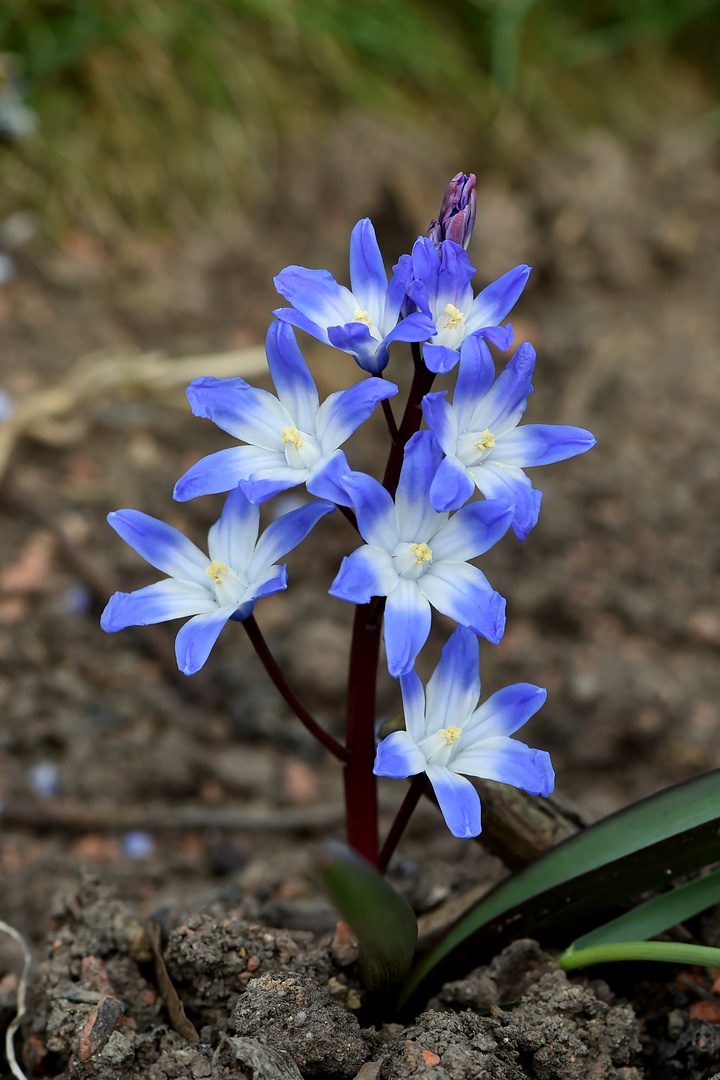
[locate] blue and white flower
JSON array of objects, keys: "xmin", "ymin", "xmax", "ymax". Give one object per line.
[
  {"xmin": 397, "ymin": 237, "xmax": 530, "ymax": 375},
  {"xmin": 329, "ymin": 431, "xmax": 514, "ymax": 677},
  {"xmin": 101, "ymin": 488, "xmax": 334, "ymax": 675},
  {"xmin": 273, "ymin": 218, "xmax": 436, "ymax": 374},
  {"xmin": 374, "ymin": 626, "xmax": 554, "ymax": 838},
  {"xmin": 423, "ymin": 337, "xmax": 597, "ymax": 539},
  {"xmin": 173, "ymin": 321, "xmax": 397, "ymax": 505}
]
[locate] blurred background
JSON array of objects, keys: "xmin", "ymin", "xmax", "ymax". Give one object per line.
[{"xmin": 1, "ymin": 0, "xmax": 720, "ymax": 941}]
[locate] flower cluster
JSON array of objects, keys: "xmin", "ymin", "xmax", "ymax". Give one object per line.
[{"xmin": 102, "ymin": 177, "xmax": 595, "ymax": 843}]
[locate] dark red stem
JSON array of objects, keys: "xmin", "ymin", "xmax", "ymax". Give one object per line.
[
  {"xmin": 243, "ymin": 615, "xmax": 347, "ymax": 762},
  {"xmin": 378, "ymin": 774, "xmax": 428, "ymax": 872},
  {"xmin": 343, "ymin": 343, "xmax": 436, "ymax": 867},
  {"xmin": 344, "ymin": 599, "xmax": 385, "ymax": 863}
]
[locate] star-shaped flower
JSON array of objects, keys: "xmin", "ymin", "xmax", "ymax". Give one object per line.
[
  {"xmin": 329, "ymin": 431, "xmax": 513, "ymax": 677},
  {"xmin": 374, "ymin": 626, "xmax": 554, "ymax": 838},
  {"xmin": 423, "ymin": 337, "xmax": 597, "ymax": 539},
  {"xmin": 173, "ymin": 321, "xmax": 397, "ymax": 505},
  {"xmin": 273, "ymin": 218, "xmax": 436, "ymax": 374},
  {"xmin": 397, "ymin": 237, "xmax": 530, "ymax": 375},
  {"xmin": 101, "ymin": 488, "xmax": 334, "ymax": 674}
]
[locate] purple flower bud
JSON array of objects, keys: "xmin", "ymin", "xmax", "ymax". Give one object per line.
[{"xmin": 427, "ymin": 173, "xmax": 477, "ymax": 251}]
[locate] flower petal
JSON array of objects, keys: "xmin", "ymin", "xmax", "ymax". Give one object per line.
[
  {"xmin": 349, "ymin": 218, "xmax": 386, "ymax": 324},
  {"xmin": 453, "ymin": 737, "xmax": 554, "ymax": 797},
  {"xmin": 465, "ymin": 683, "xmax": 547, "ymax": 738},
  {"xmin": 174, "ymin": 446, "xmax": 280, "ymax": 502},
  {"xmin": 475, "ymin": 323, "xmax": 515, "ymax": 351},
  {"xmin": 469, "ymin": 341, "xmax": 535, "ymax": 436},
  {"xmin": 382, "ymin": 311, "xmax": 436, "ymax": 346},
  {"xmin": 425, "ymin": 626, "xmax": 481, "ymax": 732},
  {"xmin": 470, "ymin": 462, "xmax": 542, "ymax": 541},
  {"xmin": 101, "ymin": 578, "xmax": 214, "ymax": 632},
  {"xmin": 395, "ymin": 431, "xmax": 444, "ymax": 542},
  {"xmin": 430, "ymin": 500, "xmax": 515, "ymax": 562},
  {"xmin": 306, "ymin": 449, "xmax": 354, "ymax": 506},
  {"xmin": 454, "ymin": 336, "xmax": 496, "ymax": 432},
  {"xmin": 186, "ymin": 377, "xmax": 290, "ymax": 448},
  {"xmin": 466, "ymin": 264, "xmax": 531, "ymax": 331},
  {"xmin": 493, "ymin": 424, "xmax": 597, "ymax": 467},
  {"xmin": 329, "ymin": 545, "xmax": 398, "ymax": 604},
  {"xmin": 422, "ymin": 343, "xmax": 461, "ymax": 375},
  {"xmin": 175, "ymin": 606, "xmax": 235, "ymax": 675},
  {"xmin": 398, "ymin": 669, "xmax": 428, "ymax": 743},
  {"xmin": 384, "ymin": 578, "xmax": 432, "ymax": 677},
  {"xmin": 265, "ymin": 321, "xmax": 319, "ymax": 432},
  {"xmin": 315, "ymin": 377, "xmax": 398, "ymax": 452},
  {"xmin": 422, "ymin": 391, "xmax": 457, "ymax": 456},
  {"xmin": 327, "ymin": 322, "xmax": 385, "ymax": 373},
  {"xmin": 207, "ymin": 487, "xmax": 260, "ymax": 571},
  {"xmin": 107, "ymin": 509, "xmax": 208, "ymax": 585},
  {"xmin": 273, "ymin": 306, "xmax": 332, "ymax": 346},
  {"xmin": 436, "ymin": 241, "xmax": 475, "ymax": 312},
  {"xmin": 426, "ymin": 765, "xmax": 481, "ymax": 838},
  {"xmin": 273, "ymin": 266, "xmax": 355, "ymax": 328},
  {"xmin": 374, "ymin": 730, "xmax": 427, "ymax": 779},
  {"xmin": 239, "ymin": 467, "xmax": 306, "ymax": 505},
  {"xmin": 419, "ymin": 561, "xmax": 505, "ymax": 644},
  {"xmin": 249, "ymin": 499, "xmax": 335, "ymax": 577},
  {"xmin": 429, "ymin": 455, "xmax": 475, "ymax": 513},
  {"xmin": 342, "ymin": 473, "xmax": 398, "ymax": 550}
]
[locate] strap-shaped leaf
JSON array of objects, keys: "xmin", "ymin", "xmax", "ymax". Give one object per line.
[
  {"xmin": 570, "ymin": 866, "xmax": 720, "ymax": 952},
  {"xmin": 313, "ymin": 840, "xmax": 418, "ymax": 996},
  {"xmin": 558, "ymin": 941, "xmax": 720, "ymax": 972},
  {"xmin": 401, "ymin": 768, "xmax": 720, "ymax": 1006}
]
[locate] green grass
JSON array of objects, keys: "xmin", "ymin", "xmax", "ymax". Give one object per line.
[{"xmin": 1, "ymin": 0, "xmax": 718, "ymax": 235}]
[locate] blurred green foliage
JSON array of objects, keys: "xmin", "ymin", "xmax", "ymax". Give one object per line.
[{"xmin": 0, "ymin": 0, "xmax": 718, "ymax": 234}]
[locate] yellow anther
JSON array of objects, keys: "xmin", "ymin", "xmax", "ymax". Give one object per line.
[
  {"xmin": 443, "ymin": 303, "xmax": 465, "ymax": 330},
  {"xmin": 353, "ymin": 309, "xmax": 372, "ymax": 326},
  {"xmin": 281, "ymin": 426, "xmax": 303, "ymax": 450},
  {"xmin": 411, "ymin": 542, "xmax": 432, "ymax": 564},
  {"xmin": 475, "ymin": 429, "xmax": 495, "ymax": 452},
  {"xmin": 206, "ymin": 560, "xmax": 227, "ymax": 585},
  {"xmin": 410, "ymin": 540, "xmax": 433, "ymax": 565},
  {"xmin": 438, "ymin": 725, "xmax": 462, "ymax": 745}
]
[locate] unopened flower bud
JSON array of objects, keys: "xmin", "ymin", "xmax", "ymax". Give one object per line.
[{"xmin": 427, "ymin": 172, "xmax": 477, "ymax": 251}]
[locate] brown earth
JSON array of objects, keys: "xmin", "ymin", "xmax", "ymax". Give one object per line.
[{"xmin": 2, "ymin": 121, "xmax": 720, "ymax": 1077}]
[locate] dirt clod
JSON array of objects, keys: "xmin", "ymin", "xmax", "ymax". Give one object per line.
[{"xmin": 233, "ymin": 972, "xmax": 369, "ymax": 1078}]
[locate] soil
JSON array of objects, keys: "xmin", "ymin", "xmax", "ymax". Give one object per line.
[{"xmin": 2, "ymin": 118, "xmax": 720, "ymax": 1078}]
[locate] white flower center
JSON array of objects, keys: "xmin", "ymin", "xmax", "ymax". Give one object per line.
[
  {"xmin": 443, "ymin": 303, "xmax": 465, "ymax": 331},
  {"xmin": 419, "ymin": 724, "xmax": 464, "ymax": 767},
  {"xmin": 392, "ymin": 541, "xmax": 433, "ymax": 580},
  {"xmin": 280, "ymin": 426, "xmax": 322, "ymax": 470},
  {"xmin": 412, "ymin": 542, "xmax": 432, "ymax": 563},
  {"xmin": 281, "ymin": 426, "xmax": 303, "ymax": 450},
  {"xmin": 205, "ymin": 559, "xmax": 249, "ymax": 607},
  {"xmin": 457, "ymin": 428, "xmax": 499, "ymax": 468}
]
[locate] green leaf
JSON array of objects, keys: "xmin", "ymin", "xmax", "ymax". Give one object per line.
[
  {"xmin": 401, "ymin": 768, "xmax": 720, "ymax": 1007},
  {"xmin": 313, "ymin": 840, "xmax": 417, "ymax": 997},
  {"xmin": 571, "ymin": 867, "xmax": 720, "ymax": 952},
  {"xmin": 557, "ymin": 940, "xmax": 720, "ymax": 972}
]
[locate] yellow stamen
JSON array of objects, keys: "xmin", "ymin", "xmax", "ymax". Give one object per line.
[
  {"xmin": 438, "ymin": 725, "xmax": 462, "ymax": 745},
  {"xmin": 281, "ymin": 426, "xmax": 303, "ymax": 450},
  {"xmin": 206, "ymin": 560, "xmax": 227, "ymax": 585},
  {"xmin": 353, "ymin": 309, "xmax": 372, "ymax": 326},
  {"xmin": 443, "ymin": 303, "xmax": 465, "ymax": 330},
  {"xmin": 475, "ymin": 429, "xmax": 495, "ymax": 451},
  {"xmin": 411, "ymin": 542, "xmax": 432, "ymax": 564}
]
